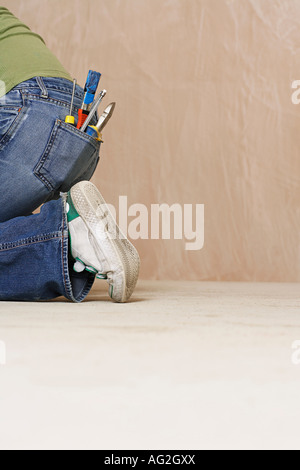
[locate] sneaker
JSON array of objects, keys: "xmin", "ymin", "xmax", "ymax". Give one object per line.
[{"xmin": 66, "ymin": 181, "xmax": 140, "ymax": 303}]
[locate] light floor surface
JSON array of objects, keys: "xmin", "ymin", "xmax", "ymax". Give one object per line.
[{"xmin": 0, "ymin": 281, "xmax": 299, "ymax": 450}]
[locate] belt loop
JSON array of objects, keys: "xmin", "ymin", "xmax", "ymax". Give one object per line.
[{"xmin": 36, "ymin": 77, "xmax": 48, "ymax": 98}]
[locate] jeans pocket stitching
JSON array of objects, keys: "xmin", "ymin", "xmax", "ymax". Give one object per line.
[
  {"xmin": 34, "ymin": 119, "xmax": 101, "ymax": 192},
  {"xmin": 0, "ymin": 106, "xmax": 25, "ymax": 149},
  {"xmin": 60, "ymin": 120, "xmax": 101, "ymax": 149},
  {"xmin": 33, "ymin": 120, "xmax": 60, "ymax": 191}
]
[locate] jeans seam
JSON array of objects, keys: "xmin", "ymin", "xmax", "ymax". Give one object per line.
[
  {"xmin": 0, "ymin": 233, "xmax": 62, "ymax": 252},
  {"xmin": 14, "ymin": 80, "xmax": 83, "ymax": 98},
  {"xmin": 33, "ymin": 121, "xmax": 60, "ymax": 191},
  {"xmin": 22, "ymin": 92, "xmax": 77, "ymax": 111},
  {"xmin": 0, "ymin": 101, "xmax": 25, "ymax": 150}
]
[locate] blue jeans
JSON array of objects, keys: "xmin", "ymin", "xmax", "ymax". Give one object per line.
[{"xmin": 0, "ymin": 77, "xmax": 101, "ymax": 301}]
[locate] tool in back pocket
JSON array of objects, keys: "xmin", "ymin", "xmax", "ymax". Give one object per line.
[
  {"xmin": 77, "ymin": 70, "xmax": 101, "ymax": 129},
  {"xmin": 85, "ymin": 102, "xmax": 116, "ymax": 140}
]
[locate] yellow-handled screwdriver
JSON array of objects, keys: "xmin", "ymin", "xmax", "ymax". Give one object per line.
[{"xmin": 65, "ymin": 79, "xmax": 77, "ymax": 125}]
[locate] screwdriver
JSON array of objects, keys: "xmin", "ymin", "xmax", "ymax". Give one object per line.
[
  {"xmin": 65, "ymin": 79, "xmax": 77, "ymax": 125},
  {"xmin": 77, "ymin": 70, "xmax": 101, "ymax": 129},
  {"xmin": 80, "ymin": 89, "xmax": 107, "ymax": 132}
]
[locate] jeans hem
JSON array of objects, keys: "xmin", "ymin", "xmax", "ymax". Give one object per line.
[{"xmin": 60, "ymin": 194, "xmax": 95, "ymax": 303}]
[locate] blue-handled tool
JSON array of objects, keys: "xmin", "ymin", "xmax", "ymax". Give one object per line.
[{"xmin": 77, "ymin": 70, "xmax": 101, "ymax": 129}]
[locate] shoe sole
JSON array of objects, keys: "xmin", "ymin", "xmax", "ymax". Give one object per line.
[{"xmin": 70, "ymin": 181, "xmax": 140, "ymax": 303}]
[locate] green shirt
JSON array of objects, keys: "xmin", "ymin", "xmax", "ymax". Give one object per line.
[{"xmin": 0, "ymin": 7, "xmax": 72, "ymax": 98}]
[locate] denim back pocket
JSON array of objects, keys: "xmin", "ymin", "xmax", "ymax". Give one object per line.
[{"xmin": 34, "ymin": 119, "xmax": 101, "ymax": 196}]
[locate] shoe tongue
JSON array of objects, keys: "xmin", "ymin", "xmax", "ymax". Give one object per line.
[{"xmin": 66, "ymin": 193, "xmax": 80, "ymax": 222}]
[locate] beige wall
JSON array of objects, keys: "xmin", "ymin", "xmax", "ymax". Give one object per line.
[{"xmin": 3, "ymin": 0, "xmax": 300, "ymax": 281}]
